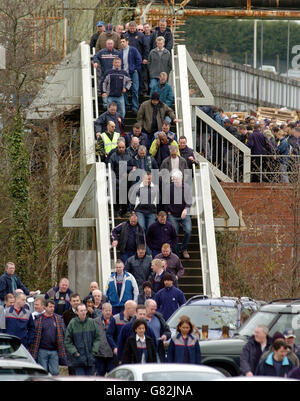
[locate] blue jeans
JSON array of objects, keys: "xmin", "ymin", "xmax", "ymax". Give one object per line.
[
  {"xmin": 135, "ymin": 212, "xmax": 156, "ymax": 231},
  {"xmin": 38, "ymin": 349, "xmax": 59, "ymax": 376},
  {"xmin": 107, "ymin": 95, "xmax": 125, "ymax": 119},
  {"xmin": 74, "ymin": 366, "xmax": 95, "ymax": 376},
  {"xmin": 150, "ymin": 78, "xmax": 159, "ymax": 91},
  {"xmin": 167, "ymin": 214, "xmax": 192, "ymax": 254},
  {"xmin": 124, "ymin": 70, "xmax": 139, "ymax": 111}
]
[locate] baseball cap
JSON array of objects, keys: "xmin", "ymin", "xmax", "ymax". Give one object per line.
[
  {"xmin": 283, "ymin": 328, "xmax": 296, "ymax": 338},
  {"xmin": 96, "ymin": 21, "xmax": 104, "ymax": 27},
  {"xmin": 106, "ymin": 23, "xmax": 113, "ymax": 33}
]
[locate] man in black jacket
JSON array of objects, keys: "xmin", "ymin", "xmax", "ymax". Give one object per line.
[
  {"xmin": 240, "ymin": 324, "xmax": 272, "ymax": 376},
  {"xmin": 145, "ymin": 299, "xmax": 171, "ymax": 362},
  {"xmin": 125, "ymin": 245, "xmax": 152, "ymax": 293},
  {"xmin": 111, "ymin": 212, "xmax": 146, "ymax": 264},
  {"xmin": 149, "ymin": 19, "xmax": 173, "ymax": 52}
]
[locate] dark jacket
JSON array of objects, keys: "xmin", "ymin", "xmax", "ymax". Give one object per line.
[
  {"xmin": 122, "ymin": 335, "xmax": 157, "ymax": 364},
  {"xmin": 240, "ymin": 335, "xmax": 272, "ymax": 375},
  {"xmin": 117, "ymin": 318, "xmax": 157, "ymax": 361},
  {"xmin": 100, "ymin": 68, "xmax": 132, "ymax": 97},
  {"xmin": 137, "ymin": 293, "xmax": 155, "ymax": 304},
  {"xmin": 148, "ymin": 270, "xmax": 178, "ymax": 293},
  {"xmin": 106, "ymin": 311, "xmax": 132, "ymax": 350},
  {"xmin": 128, "ymin": 155, "xmax": 158, "ymax": 175},
  {"xmin": 256, "ymin": 352, "xmax": 294, "ymax": 377},
  {"xmin": 150, "ymin": 27, "xmax": 173, "ymax": 52},
  {"xmin": 45, "ymin": 286, "xmax": 73, "ymax": 315},
  {"xmin": 146, "ymin": 220, "xmax": 177, "ymax": 252},
  {"xmin": 123, "ymin": 30, "xmax": 149, "ymax": 60},
  {"xmin": 108, "ymin": 149, "xmax": 132, "ymax": 180},
  {"xmin": 62, "ymin": 308, "xmax": 77, "ymax": 328},
  {"xmin": 111, "ymin": 221, "xmax": 146, "ymax": 254},
  {"xmin": 155, "ymin": 286, "xmax": 186, "ymax": 321},
  {"xmin": 4, "ymin": 306, "xmax": 36, "ymax": 349},
  {"xmin": 167, "ymin": 333, "xmax": 201, "ymax": 364},
  {"xmin": 119, "ymin": 45, "xmax": 142, "ymax": 74},
  {"xmin": 94, "ymin": 110, "xmax": 123, "ymax": 135},
  {"xmin": 288, "ymin": 365, "xmax": 300, "ymax": 379},
  {"xmin": 93, "ymin": 48, "xmax": 120, "ymax": 75},
  {"xmin": 125, "ymin": 131, "xmax": 148, "ymax": 148},
  {"xmin": 154, "ymin": 252, "xmax": 184, "ymax": 278},
  {"xmin": 125, "ymin": 253, "xmax": 152, "ymax": 292},
  {"xmin": 246, "ymin": 130, "xmax": 273, "ymax": 155},
  {"xmin": 180, "ymin": 145, "xmax": 199, "ymax": 169},
  {"xmin": 0, "ymin": 273, "xmax": 29, "ymax": 301}
]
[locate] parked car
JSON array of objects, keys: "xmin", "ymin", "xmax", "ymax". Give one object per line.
[
  {"xmin": 259, "ymin": 65, "xmax": 277, "ymax": 74},
  {"xmin": 166, "ymin": 295, "xmax": 261, "ymax": 340},
  {"xmin": 106, "ymin": 363, "xmax": 225, "ymax": 381},
  {"xmin": 198, "ymin": 298, "xmax": 300, "ymax": 376},
  {"xmin": 0, "ymin": 359, "xmax": 49, "ymax": 380},
  {"xmin": 0, "ymin": 333, "xmax": 37, "ymax": 364}
]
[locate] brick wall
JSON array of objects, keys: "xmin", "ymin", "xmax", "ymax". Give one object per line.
[{"xmin": 220, "ymin": 183, "xmax": 297, "ymax": 270}]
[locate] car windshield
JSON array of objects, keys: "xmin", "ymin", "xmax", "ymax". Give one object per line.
[
  {"xmin": 238, "ymin": 311, "xmax": 277, "ymax": 337},
  {"xmin": 142, "ymin": 371, "xmax": 222, "ymax": 381},
  {"xmin": 167, "ymin": 305, "xmax": 238, "ymax": 330},
  {"xmin": 0, "ymin": 339, "xmax": 20, "ymax": 356}
]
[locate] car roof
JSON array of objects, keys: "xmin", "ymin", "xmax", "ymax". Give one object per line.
[
  {"xmin": 184, "ymin": 296, "xmax": 258, "ymax": 308},
  {"xmin": 117, "ymin": 363, "xmax": 223, "ymax": 374},
  {"xmin": 260, "ymin": 299, "xmax": 300, "ymax": 313}
]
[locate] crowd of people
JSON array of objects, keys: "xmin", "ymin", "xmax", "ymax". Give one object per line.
[
  {"xmin": 0, "ymin": 262, "xmax": 299, "ymax": 379},
  {"xmin": 200, "ymin": 106, "xmax": 300, "ymax": 183}
]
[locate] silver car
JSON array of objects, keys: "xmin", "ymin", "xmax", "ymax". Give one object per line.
[{"xmin": 106, "ymin": 363, "xmax": 225, "ymax": 381}]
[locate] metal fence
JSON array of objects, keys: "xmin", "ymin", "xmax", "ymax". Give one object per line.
[
  {"xmin": 247, "ymin": 154, "xmax": 300, "ymax": 183},
  {"xmin": 191, "ymin": 54, "xmax": 300, "ymax": 112}
]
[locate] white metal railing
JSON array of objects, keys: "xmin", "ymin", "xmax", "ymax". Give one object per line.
[
  {"xmin": 80, "ymin": 42, "xmax": 96, "ymax": 165},
  {"xmin": 193, "ymin": 163, "xmax": 221, "ymax": 298},
  {"xmin": 247, "ymin": 154, "xmax": 300, "ymax": 183},
  {"xmin": 194, "ymin": 107, "xmax": 251, "ymax": 183}
]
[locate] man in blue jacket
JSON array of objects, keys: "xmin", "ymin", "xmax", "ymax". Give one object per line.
[
  {"xmin": 100, "ymin": 57, "xmax": 132, "ymax": 119},
  {"xmin": 146, "ymin": 211, "xmax": 178, "ymax": 258},
  {"xmin": 93, "ymin": 39, "xmax": 120, "ymax": 76},
  {"xmin": 105, "ymin": 260, "xmax": 139, "ymax": 315},
  {"xmin": 119, "ymin": 36, "xmax": 142, "ymax": 114},
  {"xmin": 0, "ymin": 262, "xmax": 33, "ymax": 303},
  {"xmin": 4, "ymin": 292, "xmax": 36, "ymax": 349},
  {"xmin": 155, "ymin": 274, "xmax": 186, "ymax": 321},
  {"xmin": 256, "ymin": 339, "xmax": 294, "ymax": 377},
  {"xmin": 150, "ymin": 72, "xmax": 174, "ymax": 107}
]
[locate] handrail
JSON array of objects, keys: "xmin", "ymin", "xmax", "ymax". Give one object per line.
[
  {"xmin": 194, "ymin": 107, "xmax": 251, "ymax": 183},
  {"xmin": 108, "ymin": 163, "xmax": 117, "ymax": 264},
  {"xmin": 193, "ymin": 163, "xmax": 221, "ymax": 298}
]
